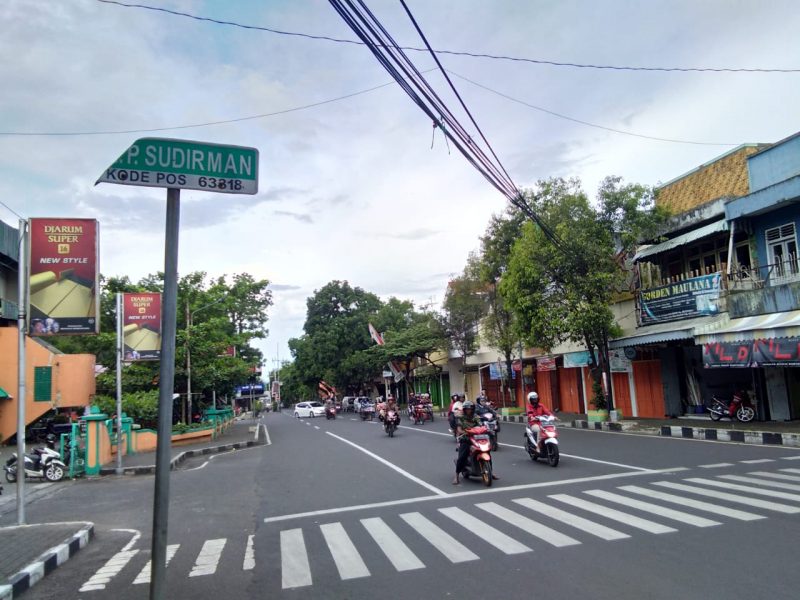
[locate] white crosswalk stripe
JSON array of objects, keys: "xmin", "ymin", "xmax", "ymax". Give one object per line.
[
  {"xmin": 684, "ymin": 477, "xmax": 800, "ymax": 503},
  {"xmin": 132, "ymin": 544, "xmax": 179, "ymax": 585},
  {"xmin": 780, "ymin": 456, "xmax": 800, "ymax": 461},
  {"xmin": 320, "ymin": 522, "xmax": 370, "ymax": 580},
  {"xmin": 475, "ymin": 502, "xmax": 581, "ymax": 547},
  {"xmin": 512, "ymin": 497, "xmax": 629, "ymax": 540},
  {"xmin": 243, "ymin": 535, "xmax": 255, "ymax": 571},
  {"xmin": 439, "ymin": 506, "xmax": 532, "ymax": 554},
  {"xmin": 740, "ymin": 459, "xmax": 774, "ymax": 464},
  {"xmin": 361, "ymin": 517, "xmax": 425, "ymax": 571},
  {"xmin": 79, "ymin": 549, "xmax": 139, "ymax": 592},
  {"xmin": 651, "ymin": 481, "xmax": 800, "ymax": 513},
  {"xmin": 281, "ymin": 528, "xmax": 312, "ymax": 589},
  {"xmin": 189, "ymin": 538, "xmax": 226, "ymax": 577},
  {"xmin": 749, "ymin": 470, "xmax": 800, "ymax": 482},
  {"xmin": 781, "ymin": 467, "xmax": 800, "ymax": 473},
  {"xmin": 699, "ymin": 463, "xmax": 734, "ymax": 469},
  {"xmin": 400, "ymin": 511, "xmax": 479, "ymax": 563},
  {"xmin": 583, "ymin": 489, "xmax": 721, "ymax": 527},
  {"xmin": 718, "ymin": 474, "xmax": 800, "ymax": 492},
  {"xmin": 550, "ymin": 494, "xmax": 677, "ymax": 534},
  {"xmin": 618, "ymin": 485, "xmax": 764, "ymax": 521}
]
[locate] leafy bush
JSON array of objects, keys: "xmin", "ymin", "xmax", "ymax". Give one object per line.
[{"xmin": 93, "ymin": 389, "xmax": 160, "ymax": 429}]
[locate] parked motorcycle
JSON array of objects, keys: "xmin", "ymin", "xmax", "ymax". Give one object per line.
[
  {"xmin": 477, "ymin": 406, "xmax": 500, "ymax": 451},
  {"xmin": 5, "ymin": 440, "xmax": 66, "ymax": 482},
  {"xmin": 457, "ymin": 425, "xmax": 494, "ymax": 486},
  {"xmin": 325, "ymin": 405, "xmax": 337, "ymax": 420},
  {"xmin": 384, "ymin": 410, "xmax": 400, "ymax": 437},
  {"xmin": 707, "ymin": 391, "xmax": 755, "ymax": 423},
  {"xmin": 524, "ymin": 415, "xmax": 559, "ymax": 467},
  {"xmin": 360, "ymin": 402, "xmax": 375, "ymax": 421}
]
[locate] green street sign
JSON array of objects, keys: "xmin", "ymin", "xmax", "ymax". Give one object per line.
[{"xmin": 96, "ymin": 137, "xmax": 259, "ymax": 194}]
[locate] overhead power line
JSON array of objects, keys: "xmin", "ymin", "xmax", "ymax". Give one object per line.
[{"xmin": 95, "ymin": 0, "xmax": 799, "ymax": 74}]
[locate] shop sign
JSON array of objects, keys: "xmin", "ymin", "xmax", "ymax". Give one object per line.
[
  {"xmin": 609, "ymin": 350, "xmax": 632, "ymax": 372},
  {"xmin": 536, "ymin": 356, "xmax": 557, "ymax": 371},
  {"xmin": 489, "ymin": 362, "xmax": 516, "ymax": 380},
  {"xmin": 640, "ymin": 273, "xmax": 721, "ymax": 325},
  {"xmin": 512, "ymin": 360, "xmax": 522, "ymax": 372},
  {"xmin": 703, "ymin": 341, "xmax": 752, "ymax": 368},
  {"xmin": 563, "ymin": 351, "xmax": 591, "ymax": 368},
  {"xmin": 122, "ymin": 292, "xmax": 161, "ymax": 361},
  {"xmin": 703, "ymin": 337, "xmax": 800, "ymax": 368}
]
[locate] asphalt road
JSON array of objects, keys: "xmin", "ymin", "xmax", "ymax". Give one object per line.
[{"xmin": 7, "ymin": 411, "xmax": 800, "ymax": 599}]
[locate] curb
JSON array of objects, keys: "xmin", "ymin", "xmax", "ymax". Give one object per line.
[
  {"xmin": 0, "ymin": 522, "xmax": 93, "ymax": 599},
  {"xmin": 658, "ymin": 425, "xmax": 800, "ymax": 447},
  {"xmin": 99, "ymin": 422, "xmax": 269, "ymax": 476}
]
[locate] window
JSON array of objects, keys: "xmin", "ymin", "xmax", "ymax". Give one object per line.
[
  {"xmin": 34, "ymin": 366, "xmax": 52, "ymax": 402},
  {"xmin": 766, "ymin": 222, "xmax": 799, "ymax": 282}
]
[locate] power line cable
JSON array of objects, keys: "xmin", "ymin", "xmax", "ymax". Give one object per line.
[{"xmin": 95, "ymin": 0, "xmax": 800, "ymax": 74}]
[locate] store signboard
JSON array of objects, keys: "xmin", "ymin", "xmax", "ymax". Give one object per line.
[
  {"xmin": 609, "ymin": 350, "xmax": 632, "ymax": 373},
  {"xmin": 489, "ymin": 362, "xmax": 516, "ymax": 379},
  {"xmin": 563, "ymin": 351, "xmax": 591, "ymax": 368},
  {"xmin": 639, "ymin": 273, "xmax": 721, "ymax": 325},
  {"xmin": 122, "ymin": 292, "xmax": 162, "ymax": 361},
  {"xmin": 536, "ymin": 357, "xmax": 557, "ymax": 371},
  {"xmin": 702, "ymin": 338, "xmax": 800, "ymax": 368}
]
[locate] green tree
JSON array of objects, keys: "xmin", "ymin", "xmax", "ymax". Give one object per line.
[{"xmin": 501, "ymin": 176, "xmax": 665, "ymax": 410}]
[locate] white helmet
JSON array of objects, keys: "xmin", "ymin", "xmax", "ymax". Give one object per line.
[{"xmin": 527, "ymin": 391, "xmax": 539, "ymax": 404}]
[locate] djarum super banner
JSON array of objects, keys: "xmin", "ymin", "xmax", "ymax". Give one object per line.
[
  {"xmin": 122, "ymin": 292, "xmax": 162, "ymax": 361},
  {"xmin": 27, "ymin": 218, "xmax": 99, "ymax": 335}
]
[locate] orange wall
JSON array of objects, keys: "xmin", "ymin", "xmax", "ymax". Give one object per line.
[{"xmin": 0, "ymin": 327, "xmax": 95, "ymax": 443}]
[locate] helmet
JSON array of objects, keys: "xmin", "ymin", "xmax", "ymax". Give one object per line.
[
  {"xmin": 451, "ymin": 393, "xmax": 460, "ymax": 400},
  {"xmin": 527, "ymin": 391, "xmax": 539, "ymax": 404},
  {"xmin": 462, "ymin": 400, "xmax": 475, "ymax": 414}
]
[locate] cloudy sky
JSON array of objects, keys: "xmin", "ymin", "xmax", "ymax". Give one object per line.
[{"xmin": 2, "ymin": 0, "xmax": 800, "ymax": 368}]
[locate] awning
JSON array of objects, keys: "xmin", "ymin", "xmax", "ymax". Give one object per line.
[
  {"xmin": 0, "ymin": 387, "xmax": 11, "ymax": 400},
  {"xmin": 635, "ymin": 219, "xmax": 728, "ymax": 262},
  {"xmin": 609, "ymin": 315, "xmax": 727, "ymax": 348},
  {"xmin": 694, "ymin": 310, "xmax": 800, "ymax": 344}
]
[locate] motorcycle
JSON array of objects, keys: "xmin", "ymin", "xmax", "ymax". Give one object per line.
[
  {"xmin": 707, "ymin": 391, "xmax": 755, "ymax": 422},
  {"xmin": 412, "ymin": 403, "xmax": 431, "ymax": 425},
  {"xmin": 384, "ymin": 410, "xmax": 400, "ymax": 437},
  {"xmin": 457, "ymin": 425, "xmax": 494, "ymax": 487},
  {"xmin": 360, "ymin": 402, "xmax": 375, "ymax": 421},
  {"xmin": 477, "ymin": 406, "xmax": 500, "ymax": 451},
  {"xmin": 325, "ymin": 405, "xmax": 337, "ymax": 420},
  {"xmin": 524, "ymin": 415, "xmax": 559, "ymax": 467},
  {"xmin": 5, "ymin": 442, "xmax": 66, "ymax": 482}
]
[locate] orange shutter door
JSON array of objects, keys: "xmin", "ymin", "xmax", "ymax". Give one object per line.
[
  {"xmin": 536, "ymin": 370, "xmax": 554, "ymax": 409},
  {"xmin": 612, "ymin": 372, "xmax": 632, "ymax": 417},
  {"xmin": 558, "ymin": 368, "xmax": 581, "ymax": 413},
  {"xmin": 632, "ymin": 360, "xmax": 664, "ymax": 418}
]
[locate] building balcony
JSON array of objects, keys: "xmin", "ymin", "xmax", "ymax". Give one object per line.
[{"xmin": 727, "ymin": 256, "xmax": 800, "ymax": 318}]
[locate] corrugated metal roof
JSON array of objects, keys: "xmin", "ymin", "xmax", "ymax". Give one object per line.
[
  {"xmin": 694, "ymin": 310, "xmax": 800, "ymax": 344},
  {"xmin": 635, "ymin": 219, "xmax": 728, "ymax": 261},
  {"xmin": 0, "ymin": 220, "xmax": 19, "ymax": 262},
  {"xmin": 609, "ymin": 315, "xmax": 726, "ymax": 348}
]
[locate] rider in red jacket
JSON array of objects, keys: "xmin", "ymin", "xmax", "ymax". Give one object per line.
[{"xmin": 526, "ymin": 392, "xmax": 554, "ymax": 442}]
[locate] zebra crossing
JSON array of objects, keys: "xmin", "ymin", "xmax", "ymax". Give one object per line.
[{"xmin": 78, "ymin": 467, "xmax": 800, "ymax": 592}]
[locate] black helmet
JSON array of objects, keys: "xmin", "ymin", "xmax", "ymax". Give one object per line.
[{"xmin": 462, "ymin": 400, "xmax": 475, "ymax": 414}]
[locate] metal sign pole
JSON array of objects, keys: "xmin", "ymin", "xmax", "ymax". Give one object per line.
[
  {"xmin": 150, "ymin": 188, "xmax": 180, "ymax": 600},
  {"xmin": 16, "ymin": 218, "xmax": 27, "ymax": 525},
  {"xmin": 116, "ymin": 293, "xmax": 124, "ymax": 475}
]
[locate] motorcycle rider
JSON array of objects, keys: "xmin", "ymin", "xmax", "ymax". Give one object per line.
[
  {"xmin": 386, "ymin": 394, "xmax": 400, "ymax": 422},
  {"xmin": 526, "ymin": 391, "xmax": 555, "ymax": 443},
  {"xmin": 447, "ymin": 393, "xmax": 463, "ymax": 433},
  {"xmin": 377, "ymin": 396, "xmax": 387, "ymax": 421},
  {"xmin": 452, "ymin": 400, "xmax": 498, "ymax": 485}
]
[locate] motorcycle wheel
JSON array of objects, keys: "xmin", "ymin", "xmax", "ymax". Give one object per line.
[
  {"xmin": 389, "ymin": 425, "xmax": 395, "ymax": 438},
  {"xmin": 480, "ymin": 461, "xmax": 493, "ymax": 487},
  {"xmin": 492, "ymin": 434, "xmax": 499, "ymax": 452},
  {"xmin": 737, "ymin": 406, "xmax": 755, "ymax": 422},
  {"xmin": 546, "ymin": 444, "xmax": 560, "ymax": 467},
  {"xmin": 45, "ymin": 462, "xmax": 64, "ymax": 482},
  {"xmin": 525, "ymin": 438, "xmax": 537, "ymax": 461},
  {"xmin": 4, "ymin": 469, "xmax": 16, "ymax": 483},
  {"xmin": 709, "ymin": 410, "xmax": 722, "ymax": 422}
]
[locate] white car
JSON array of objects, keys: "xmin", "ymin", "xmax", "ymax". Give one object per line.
[{"xmin": 294, "ymin": 401, "xmax": 326, "ymax": 418}]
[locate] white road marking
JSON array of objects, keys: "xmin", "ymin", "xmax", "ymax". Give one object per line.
[
  {"xmin": 396, "ymin": 425, "xmax": 654, "ymax": 471},
  {"xmin": 781, "ymin": 468, "xmax": 800, "ymax": 473},
  {"xmin": 132, "ymin": 544, "xmax": 179, "ymax": 585},
  {"xmin": 320, "ymin": 523, "xmax": 370, "ymax": 580},
  {"xmin": 111, "ymin": 528, "xmax": 141, "ymax": 552},
  {"xmin": 619, "ymin": 485, "xmax": 764, "ymax": 521},
  {"xmin": 400, "ymin": 512, "xmax": 478, "ymax": 563},
  {"xmin": 263, "ymin": 467, "xmax": 686, "ymax": 524},
  {"xmin": 438, "ymin": 506, "xmax": 531, "ymax": 554},
  {"xmin": 718, "ymin": 474, "xmax": 800, "ymax": 492},
  {"xmin": 684, "ymin": 477, "xmax": 800, "ymax": 503},
  {"xmin": 79, "ymin": 550, "xmax": 139, "ymax": 591},
  {"xmin": 740, "ymin": 459, "xmax": 775, "ymax": 464},
  {"xmin": 583, "ymin": 489, "xmax": 720, "ymax": 527},
  {"xmin": 780, "ymin": 456, "xmax": 800, "ymax": 460},
  {"xmin": 699, "ymin": 463, "xmax": 734, "ymax": 469},
  {"xmin": 189, "ymin": 538, "xmax": 227, "ymax": 577},
  {"xmin": 314, "ymin": 425, "xmax": 320, "ymax": 430},
  {"xmin": 281, "ymin": 529, "xmax": 312, "ymax": 589},
  {"xmin": 549, "ymin": 494, "xmax": 677, "ymax": 534},
  {"xmin": 513, "ymin": 497, "xmax": 628, "ymax": 540},
  {"xmin": 361, "ymin": 517, "xmax": 425, "ymax": 571},
  {"xmin": 262, "ymin": 423, "xmax": 272, "ymax": 446},
  {"xmin": 476, "ymin": 501, "xmax": 581, "ymax": 547},
  {"xmin": 325, "ymin": 431, "xmax": 446, "ymax": 496},
  {"xmin": 652, "ymin": 481, "xmax": 800, "ymax": 513},
  {"xmin": 243, "ymin": 535, "xmax": 255, "ymax": 570},
  {"xmin": 748, "ymin": 471, "xmax": 800, "ymax": 482}
]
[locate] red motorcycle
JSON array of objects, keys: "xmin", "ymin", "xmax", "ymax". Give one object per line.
[
  {"xmin": 412, "ymin": 403, "xmax": 431, "ymax": 425},
  {"xmin": 708, "ymin": 391, "xmax": 755, "ymax": 422},
  {"xmin": 525, "ymin": 415, "xmax": 559, "ymax": 467},
  {"xmin": 384, "ymin": 410, "xmax": 400, "ymax": 437},
  {"xmin": 458, "ymin": 425, "xmax": 494, "ymax": 486},
  {"xmin": 325, "ymin": 405, "xmax": 337, "ymax": 420}
]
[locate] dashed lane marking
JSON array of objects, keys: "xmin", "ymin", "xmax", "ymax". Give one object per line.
[
  {"xmin": 699, "ymin": 463, "xmax": 734, "ymax": 469},
  {"xmin": 740, "ymin": 459, "xmax": 775, "ymax": 464}
]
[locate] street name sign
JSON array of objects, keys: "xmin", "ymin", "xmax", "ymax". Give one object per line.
[{"xmin": 96, "ymin": 137, "xmax": 259, "ymax": 194}]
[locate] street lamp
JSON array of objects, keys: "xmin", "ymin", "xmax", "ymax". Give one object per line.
[{"xmin": 185, "ymin": 297, "xmax": 225, "ymax": 424}]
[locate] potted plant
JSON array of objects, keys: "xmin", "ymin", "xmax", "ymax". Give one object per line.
[{"xmin": 587, "ymin": 381, "xmax": 610, "ymax": 422}]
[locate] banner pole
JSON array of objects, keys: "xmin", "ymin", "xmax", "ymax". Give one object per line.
[
  {"xmin": 116, "ymin": 293, "xmax": 123, "ymax": 475},
  {"xmin": 150, "ymin": 188, "xmax": 180, "ymax": 600},
  {"xmin": 16, "ymin": 218, "xmax": 27, "ymax": 525}
]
